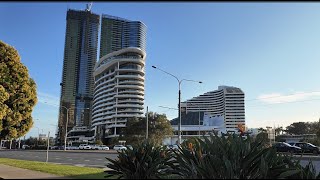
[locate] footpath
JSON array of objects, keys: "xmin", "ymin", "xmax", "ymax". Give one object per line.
[{"xmin": 0, "ymin": 164, "xmax": 67, "ymax": 179}]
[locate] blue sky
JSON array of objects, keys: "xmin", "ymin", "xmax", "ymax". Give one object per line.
[{"xmin": 1, "ymin": 2, "xmax": 320, "ymax": 138}]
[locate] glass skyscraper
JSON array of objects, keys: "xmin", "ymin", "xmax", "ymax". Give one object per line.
[
  {"xmin": 92, "ymin": 14, "xmax": 147, "ymax": 143},
  {"xmin": 57, "ymin": 9, "xmax": 100, "ymax": 145}
]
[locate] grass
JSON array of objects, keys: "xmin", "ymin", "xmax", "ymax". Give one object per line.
[{"xmin": 0, "ymin": 158, "xmax": 111, "ymax": 179}]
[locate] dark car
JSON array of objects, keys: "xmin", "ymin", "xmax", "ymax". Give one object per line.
[
  {"xmin": 272, "ymin": 142, "xmax": 302, "ymax": 154},
  {"xmin": 289, "ymin": 142, "xmax": 320, "ymax": 155}
]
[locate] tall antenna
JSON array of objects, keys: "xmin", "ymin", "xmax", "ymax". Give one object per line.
[{"xmin": 86, "ymin": 2, "xmax": 93, "ymax": 12}]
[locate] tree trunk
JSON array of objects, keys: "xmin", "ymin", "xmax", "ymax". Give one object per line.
[
  {"xmin": 0, "ymin": 138, "xmax": 2, "ymax": 149},
  {"xmin": 9, "ymin": 139, "xmax": 12, "ymax": 149}
]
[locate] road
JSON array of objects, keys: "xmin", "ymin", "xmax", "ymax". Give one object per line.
[
  {"xmin": 0, "ymin": 150, "xmax": 118, "ymax": 168},
  {"xmin": 1, "ymin": 150, "xmax": 320, "ymax": 173}
]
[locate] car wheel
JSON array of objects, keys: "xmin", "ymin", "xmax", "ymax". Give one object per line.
[{"xmin": 313, "ymin": 150, "xmax": 318, "ymax": 155}]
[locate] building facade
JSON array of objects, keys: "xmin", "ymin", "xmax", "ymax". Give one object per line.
[
  {"xmin": 171, "ymin": 86, "xmax": 245, "ymax": 134},
  {"xmin": 57, "ymin": 9, "xmax": 100, "ymax": 145},
  {"xmin": 92, "ymin": 15, "xmax": 147, "ymax": 142}
]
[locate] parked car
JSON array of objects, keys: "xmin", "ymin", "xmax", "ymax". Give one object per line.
[
  {"xmin": 272, "ymin": 142, "xmax": 302, "ymax": 154},
  {"xmin": 126, "ymin": 145, "xmax": 133, "ymax": 150},
  {"xmin": 22, "ymin": 145, "xmax": 30, "ymax": 149},
  {"xmin": 113, "ymin": 145, "xmax": 127, "ymax": 151},
  {"xmin": 79, "ymin": 144, "xmax": 91, "ymax": 150},
  {"xmin": 91, "ymin": 145, "xmax": 109, "ymax": 150},
  {"xmin": 288, "ymin": 142, "xmax": 320, "ymax": 155},
  {"xmin": 66, "ymin": 146, "xmax": 79, "ymax": 150}
]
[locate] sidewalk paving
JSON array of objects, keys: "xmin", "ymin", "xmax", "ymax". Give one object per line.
[{"xmin": 0, "ymin": 164, "xmax": 67, "ymax": 179}]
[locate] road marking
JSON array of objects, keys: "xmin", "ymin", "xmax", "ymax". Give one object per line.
[
  {"xmin": 55, "ymin": 158, "xmax": 61, "ymax": 159},
  {"xmin": 84, "ymin": 160, "xmax": 90, "ymax": 161},
  {"xmin": 96, "ymin": 159, "xmax": 103, "ymax": 161},
  {"xmin": 68, "ymin": 159, "xmax": 73, "ymax": 160}
]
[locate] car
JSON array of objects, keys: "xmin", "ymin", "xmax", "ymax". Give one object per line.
[
  {"xmin": 79, "ymin": 144, "xmax": 91, "ymax": 150},
  {"xmin": 113, "ymin": 145, "xmax": 127, "ymax": 151},
  {"xmin": 126, "ymin": 145, "xmax": 133, "ymax": 150},
  {"xmin": 22, "ymin": 145, "xmax": 30, "ymax": 149},
  {"xmin": 288, "ymin": 142, "xmax": 320, "ymax": 155},
  {"xmin": 66, "ymin": 146, "xmax": 79, "ymax": 150},
  {"xmin": 92, "ymin": 145, "xmax": 109, "ymax": 150},
  {"xmin": 272, "ymin": 142, "xmax": 302, "ymax": 154}
]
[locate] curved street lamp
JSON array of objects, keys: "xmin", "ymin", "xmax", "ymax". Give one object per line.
[{"xmin": 152, "ymin": 65, "xmax": 202, "ymax": 144}]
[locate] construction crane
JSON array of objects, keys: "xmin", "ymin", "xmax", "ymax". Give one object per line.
[{"xmin": 86, "ymin": 2, "xmax": 93, "ymax": 12}]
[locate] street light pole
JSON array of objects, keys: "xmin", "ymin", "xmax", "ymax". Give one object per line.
[
  {"xmin": 152, "ymin": 66, "xmax": 202, "ymax": 144},
  {"xmin": 146, "ymin": 106, "xmax": 148, "ymax": 140},
  {"xmin": 60, "ymin": 106, "xmax": 89, "ymax": 151}
]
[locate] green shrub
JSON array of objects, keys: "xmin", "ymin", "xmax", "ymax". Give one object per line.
[
  {"xmin": 105, "ymin": 133, "xmax": 320, "ymax": 179},
  {"xmin": 171, "ymin": 133, "xmax": 320, "ymax": 179},
  {"xmin": 105, "ymin": 141, "xmax": 173, "ymax": 179}
]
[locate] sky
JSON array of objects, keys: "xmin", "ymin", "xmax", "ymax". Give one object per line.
[{"xmin": 1, "ymin": 2, "xmax": 320, "ymax": 138}]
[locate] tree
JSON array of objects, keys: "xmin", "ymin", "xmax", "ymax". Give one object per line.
[
  {"xmin": 123, "ymin": 112, "xmax": 174, "ymax": 146},
  {"xmin": 285, "ymin": 122, "xmax": 309, "ymax": 135},
  {"xmin": 275, "ymin": 126, "xmax": 284, "ymax": 136},
  {"xmin": 0, "ymin": 41, "xmax": 37, "ymax": 141},
  {"xmin": 95, "ymin": 140, "xmax": 103, "ymax": 145}
]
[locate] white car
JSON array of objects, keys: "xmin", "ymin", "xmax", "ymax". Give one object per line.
[
  {"xmin": 66, "ymin": 146, "xmax": 79, "ymax": 150},
  {"xmin": 79, "ymin": 144, "xmax": 91, "ymax": 150},
  {"xmin": 96, "ymin": 145, "xmax": 110, "ymax": 150},
  {"xmin": 22, "ymin": 145, "xmax": 30, "ymax": 149},
  {"xmin": 113, "ymin": 145, "xmax": 127, "ymax": 151}
]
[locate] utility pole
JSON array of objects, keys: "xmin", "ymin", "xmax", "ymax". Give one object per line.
[
  {"xmin": 46, "ymin": 131, "xmax": 50, "ymax": 163},
  {"xmin": 146, "ymin": 106, "xmax": 148, "ymax": 140}
]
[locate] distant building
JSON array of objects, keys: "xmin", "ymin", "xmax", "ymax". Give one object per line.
[
  {"xmin": 92, "ymin": 14, "xmax": 147, "ymax": 143},
  {"xmin": 57, "ymin": 8, "xmax": 100, "ymax": 145},
  {"xmin": 171, "ymin": 86, "xmax": 245, "ymax": 133}
]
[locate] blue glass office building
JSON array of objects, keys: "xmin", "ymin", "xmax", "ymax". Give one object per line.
[{"xmin": 58, "ymin": 9, "xmax": 99, "ymax": 145}]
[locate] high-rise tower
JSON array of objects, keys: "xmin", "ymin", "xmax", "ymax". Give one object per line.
[
  {"xmin": 57, "ymin": 9, "xmax": 100, "ymax": 145},
  {"xmin": 92, "ymin": 15, "xmax": 147, "ymax": 142}
]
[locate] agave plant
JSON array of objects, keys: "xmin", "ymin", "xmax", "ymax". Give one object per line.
[
  {"xmin": 105, "ymin": 141, "xmax": 173, "ymax": 179},
  {"xmin": 171, "ymin": 133, "xmax": 320, "ymax": 179}
]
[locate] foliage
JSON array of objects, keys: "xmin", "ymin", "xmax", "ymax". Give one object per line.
[
  {"xmin": 105, "ymin": 141, "xmax": 173, "ymax": 179},
  {"xmin": 0, "ymin": 41, "xmax": 37, "ymax": 140},
  {"xmin": 123, "ymin": 112, "xmax": 174, "ymax": 146},
  {"xmin": 95, "ymin": 140, "xmax": 103, "ymax": 145},
  {"xmin": 170, "ymin": 133, "xmax": 320, "ymax": 179},
  {"xmin": 275, "ymin": 126, "xmax": 284, "ymax": 136},
  {"xmin": 285, "ymin": 122, "xmax": 310, "ymax": 135}
]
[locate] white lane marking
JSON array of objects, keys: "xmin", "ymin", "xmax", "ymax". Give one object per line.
[
  {"xmin": 55, "ymin": 158, "xmax": 61, "ymax": 159},
  {"xmin": 96, "ymin": 159, "xmax": 103, "ymax": 160},
  {"xmin": 68, "ymin": 159, "xmax": 73, "ymax": 160},
  {"xmin": 84, "ymin": 160, "xmax": 90, "ymax": 161}
]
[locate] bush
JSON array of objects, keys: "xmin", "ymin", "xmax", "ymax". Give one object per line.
[
  {"xmin": 105, "ymin": 141, "xmax": 173, "ymax": 179},
  {"xmin": 105, "ymin": 133, "xmax": 320, "ymax": 179},
  {"xmin": 171, "ymin": 133, "xmax": 320, "ymax": 179}
]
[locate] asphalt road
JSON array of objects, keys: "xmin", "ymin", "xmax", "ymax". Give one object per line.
[
  {"xmin": 0, "ymin": 150, "xmax": 118, "ymax": 169},
  {"xmin": 1, "ymin": 150, "xmax": 320, "ymax": 173}
]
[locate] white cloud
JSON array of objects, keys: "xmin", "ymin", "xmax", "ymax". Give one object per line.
[
  {"xmin": 37, "ymin": 91, "xmax": 60, "ymax": 107},
  {"xmin": 258, "ymin": 91, "xmax": 320, "ymax": 104}
]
